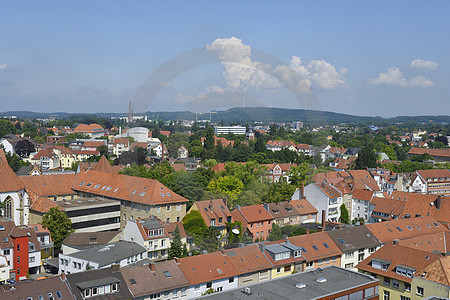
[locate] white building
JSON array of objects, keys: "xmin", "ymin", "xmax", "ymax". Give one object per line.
[
  {"xmin": 214, "ymin": 126, "xmax": 246, "ymax": 135},
  {"xmin": 115, "ymin": 127, "xmax": 150, "ymax": 143},
  {"xmin": 299, "ymin": 182, "xmax": 343, "ymax": 223},
  {"xmin": 58, "ymin": 241, "xmax": 147, "ymax": 274}
]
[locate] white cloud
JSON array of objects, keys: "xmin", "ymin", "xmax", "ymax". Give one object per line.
[
  {"xmin": 410, "ymin": 59, "xmax": 438, "ymax": 71},
  {"xmin": 207, "ymin": 37, "xmax": 280, "ymax": 91},
  {"xmin": 307, "ymin": 60, "xmax": 348, "ymax": 89},
  {"xmin": 409, "ymin": 75, "xmax": 434, "ymax": 87},
  {"xmin": 371, "ymin": 67, "xmax": 434, "ymax": 87},
  {"xmin": 0, "ymin": 63, "xmax": 7, "ymax": 71}
]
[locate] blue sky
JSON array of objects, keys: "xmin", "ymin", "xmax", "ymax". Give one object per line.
[{"xmin": 0, "ymin": 1, "xmax": 449, "ymax": 117}]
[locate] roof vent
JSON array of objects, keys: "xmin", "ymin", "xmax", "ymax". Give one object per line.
[
  {"xmin": 295, "ymin": 283, "xmax": 306, "ymax": 289},
  {"xmin": 241, "ymin": 287, "xmax": 252, "ymax": 295},
  {"xmin": 317, "ymin": 277, "xmax": 327, "ymax": 283}
]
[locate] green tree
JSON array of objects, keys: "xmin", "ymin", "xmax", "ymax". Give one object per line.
[
  {"xmin": 41, "ymin": 207, "xmax": 74, "ymax": 249},
  {"xmin": 339, "ymin": 204, "xmax": 350, "ymax": 224},
  {"xmin": 241, "ymin": 232, "xmax": 254, "ymax": 244},
  {"xmin": 203, "ymin": 159, "xmax": 218, "ymax": 168},
  {"xmin": 168, "ymin": 225, "xmax": 183, "ymax": 259},
  {"xmin": 289, "ymin": 163, "xmax": 313, "ymax": 187},
  {"xmin": 268, "ymin": 223, "xmax": 283, "ymax": 241},
  {"xmin": 354, "ymin": 146, "xmax": 378, "ymax": 169},
  {"xmin": 4, "ymin": 151, "xmax": 28, "ymax": 172},
  {"xmin": 96, "ymin": 145, "xmax": 109, "ymax": 157},
  {"xmin": 14, "ymin": 140, "xmax": 35, "ymax": 158},
  {"xmin": 0, "ymin": 119, "xmax": 15, "ymax": 137},
  {"xmin": 204, "ymin": 127, "xmax": 215, "ymax": 150},
  {"xmin": 195, "ymin": 226, "xmax": 220, "ymax": 253},
  {"xmin": 207, "ymin": 176, "xmax": 244, "ymax": 206},
  {"xmin": 182, "ymin": 210, "xmax": 207, "ymax": 236}
]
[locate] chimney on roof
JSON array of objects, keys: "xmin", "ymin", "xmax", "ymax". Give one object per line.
[
  {"xmin": 434, "ymin": 195, "xmax": 442, "ymax": 210},
  {"xmin": 148, "ymin": 261, "xmax": 155, "ymax": 272},
  {"xmin": 60, "ymin": 272, "xmax": 66, "ymax": 280},
  {"xmin": 300, "ymin": 183, "xmax": 305, "ymax": 198},
  {"xmin": 209, "ymin": 199, "xmax": 213, "ymax": 209},
  {"xmin": 111, "ymin": 264, "xmax": 120, "ymax": 272},
  {"xmin": 321, "ymin": 210, "xmax": 326, "ymax": 231}
]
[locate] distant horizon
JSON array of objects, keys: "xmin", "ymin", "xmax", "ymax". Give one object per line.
[{"xmin": 1, "ymin": 106, "xmax": 449, "ymax": 120}]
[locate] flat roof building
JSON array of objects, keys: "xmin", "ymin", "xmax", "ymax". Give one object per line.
[{"xmin": 201, "ymin": 265, "xmax": 379, "ymax": 300}]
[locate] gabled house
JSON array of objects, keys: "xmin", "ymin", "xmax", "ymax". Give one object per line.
[
  {"xmin": 264, "ymin": 201, "xmax": 304, "ymax": 226},
  {"xmin": 61, "ymin": 231, "xmax": 120, "ymax": 255},
  {"xmin": 266, "ymin": 140, "xmax": 296, "ymax": 152},
  {"xmin": 178, "ymin": 146, "xmax": 189, "ymax": 159},
  {"xmin": 357, "ymin": 243, "xmax": 450, "ymax": 300},
  {"xmin": 120, "ymin": 260, "xmax": 190, "ymax": 300},
  {"xmin": 411, "ymin": 169, "xmax": 450, "ymax": 195},
  {"xmin": 288, "ymin": 231, "xmax": 342, "ymax": 272},
  {"xmin": 351, "ymin": 189, "xmax": 375, "ymax": 222},
  {"xmin": 224, "ymin": 244, "xmax": 272, "ymax": 286},
  {"xmin": 259, "ymin": 240, "xmax": 305, "ymax": 279},
  {"xmin": 302, "ymin": 182, "xmax": 343, "ymax": 223},
  {"xmin": 327, "ymin": 226, "xmax": 381, "ymax": 270},
  {"xmin": 188, "ymin": 199, "xmax": 233, "ymax": 237},
  {"xmin": 177, "ymin": 251, "xmax": 239, "ymax": 296},
  {"xmin": 123, "ymin": 217, "xmax": 189, "ymax": 261},
  {"xmin": 289, "ymin": 199, "xmax": 318, "ymax": 223},
  {"xmin": 231, "ymin": 204, "xmax": 273, "ymax": 241}
]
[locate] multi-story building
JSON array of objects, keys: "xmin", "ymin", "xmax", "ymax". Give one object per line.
[
  {"xmin": 302, "ymin": 182, "xmax": 343, "ymax": 223},
  {"xmin": 0, "ymin": 218, "xmax": 41, "ymax": 280},
  {"xmin": 411, "ymin": 169, "xmax": 450, "ymax": 195},
  {"xmin": 351, "ymin": 189, "xmax": 374, "ymax": 222},
  {"xmin": 266, "ymin": 140, "xmax": 296, "ymax": 152},
  {"xmin": 46, "ymin": 135, "xmax": 65, "ymax": 144},
  {"xmin": 259, "ymin": 240, "xmax": 304, "ymax": 279},
  {"xmin": 214, "ymin": 126, "xmax": 246, "ymax": 135},
  {"xmin": 120, "ymin": 260, "xmax": 190, "ymax": 300},
  {"xmin": 61, "ymin": 231, "xmax": 120, "ymax": 255},
  {"xmin": 357, "ymin": 243, "xmax": 449, "ymax": 300},
  {"xmin": 327, "ymin": 226, "xmax": 381, "ymax": 271},
  {"xmin": 188, "ymin": 199, "xmax": 233, "ymax": 238},
  {"xmin": 73, "ymin": 123, "xmax": 105, "ymax": 138},
  {"xmin": 110, "ymin": 138, "xmax": 130, "ymax": 157},
  {"xmin": 123, "ymin": 217, "xmax": 189, "ymax": 260},
  {"xmin": 73, "ymin": 157, "xmax": 189, "ymax": 227},
  {"xmin": 231, "ymin": 204, "xmax": 273, "ymax": 241}
]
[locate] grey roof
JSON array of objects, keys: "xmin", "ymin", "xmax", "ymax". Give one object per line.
[
  {"xmin": 201, "ymin": 266, "xmax": 378, "ymax": 300},
  {"xmin": 139, "ymin": 217, "xmax": 164, "ymax": 230},
  {"xmin": 326, "ymin": 226, "xmax": 381, "ymax": 252},
  {"xmin": 76, "ymin": 277, "xmax": 120, "ymax": 289},
  {"xmin": 280, "ymin": 241, "xmax": 302, "ymax": 251},
  {"xmin": 68, "ymin": 241, "xmax": 146, "ymax": 267},
  {"xmin": 16, "ymin": 165, "xmax": 34, "ymax": 176},
  {"xmin": 66, "ymin": 266, "xmax": 133, "ymax": 300},
  {"xmin": 265, "ymin": 244, "xmax": 290, "ymax": 254},
  {"xmin": 62, "ymin": 231, "xmax": 119, "ymax": 246}
]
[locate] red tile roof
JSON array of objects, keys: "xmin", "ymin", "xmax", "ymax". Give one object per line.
[
  {"xmin": 21, "ymin": 174, "xmax": 77, "ymax": 197},
  {"xmin": 408, "ymin": 147, "xmax": 450, "ymax": 158},
  {"xmin": 356, "ymin": 243, "xmax": 441, "ymax": 284},
  {"xmin": 193, "ymin": 199, "xmax": 232, "ymax": 227},
  {"xmin": 232, "ymin": 204, "xmax": 273, "ymax": 223},
  {"xmin": 288, "ymin": 232, "xmax": 342, "ymax": 261},
  {"xmin": 74, "ymin": 170, "xmax": 188, "ymax": 205},
  {"xmin": 365, "ymin": 217, "xmax": 448, "ymax": 244},
  {"xmin": 177, "ymin": 251, "xmax": 239, "ymax": 285},
  {"xmin": 0, "ymin": 149, "xmax": 25, "ymax": 192},
  {"xmin": 290, "ymin": 199, "xmax": 318, "ymax": 215},
  {"xmin": 225, "ymin": 244, "xmax": 272, "ymax": 273},
  {"xmin": 73, "ymin": 123, "xmax": 104, "ymax": 134}
]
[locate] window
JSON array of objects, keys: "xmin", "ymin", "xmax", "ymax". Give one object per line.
[
  {"xmin": 111, "ymin": 283, "xmax": 118, "ymax": 291},
  {"xmin": 3, "ymin": 237, "xmax": 7, "ymax": 242},
  {"xmin": 345, "ymin": 251, "xmax": 354, "ymax": 258},
  {"xmin": 229, "ymin": 277, "xmax": 234, "ymax": 283},
  {"xmin": 3, "ymin": 249, "xmax": 10, "ymax": 255},
  {"xmin": 55, "ymin": 291, "xmax": 62, "ymax": 299},
  {"xmin": 323, "ymin": 243, "xmax": 329, "ymax": 248},
  {"xmin": 392, "ymin": 279, "xmax": 399, "ymax": 288},
  {"xmin": 216, "ymin": 287, "xmax": 223, "ymax": 292},
  {"xmin": 29, "ymin": 257, "xmax": 35, "ymax": 263},
  {"xmin": 416, "ymin": 286, "xmax": 424, "ymax": 296},
  {"xmin": 404, "ymin": 282, "xmax": 411, "ymax": 292},
  {"xmin": 157, "ymin": 206, "xmax": 161, "ymax": 213},
  {"xmin": 305, "ymin": 261, "xmax": 313, "ymax": 268},
  {"xmin": 400, "ymin": 296, "xmax": 410, "ymax": 300},
  {"xmin": 276, "ymin": 267, "xmax": 281, "ymax": 273},
  {"xmin": 284, "ymin": 265, "xmax": 291, "ymax": 272},
  {"xmin": 312, "ymin": 245, "xmax": 318, "ymax": 250},
  {"xmin": 383, "ymin": 290, "xmax": 390, "ymax": 300},
  {"xmin": 369, "ymin": 247, "xmax": 376, "ymax": 253},
  {"xmin": 166, "ymin": 205, "xmax": 171, "ymax": 211},
  {"xmin": 17, "ymin": 256, "xmax": 20, "ymax": 263},
  {"xmin": 358, "ymin": 253, "xmax": 364, "ymax": 262},
  {"xmin": 383, "ymin": 277, "xmax": 390, "ymax": 286},
  {"xmin": 345, "ymin": 263, "xmax": 354, "ymax": 269},
  {"xmin": 206, "ymin": 282, "xmax": 212, "ymax": 289},
  {"xmin": 4, "ymin": 196, "xmax": 13, "ymax": 220},
  {"xmin": 177, "ymin": 204, "xmax": 181, "ymax": 211},
  {"xmin": 91, "ymin": 287, "xmax": 98, "ymax": 296}
]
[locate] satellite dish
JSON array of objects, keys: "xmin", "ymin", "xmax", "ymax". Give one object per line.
[{"xmin": 232, "ymin": 228, "xmax": 240, "ymax": 235}]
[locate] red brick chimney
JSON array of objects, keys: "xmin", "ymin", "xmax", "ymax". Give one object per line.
[
  {"xmin": 149, "ymin": 261, "xmax": 155, "ymax": 271},
  {"xmin": 321, "ymin": 210, "xmax": 326, "ymax": 231}
]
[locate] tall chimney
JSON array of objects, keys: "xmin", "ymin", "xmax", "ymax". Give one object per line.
[
  {"xmin": 321, "ymin": 210, "xmax": 326, "ymax": 231},
  {"xmin": 301, "ymin": 183, "xmax": 305, "ymax": 198},
  {"xmin": 60, "ymin": 272, "xmax": 66, "ymax": 280},
  {"xmin": 149, "ymin": 261, "xmax": 155, "ymax": 271}
]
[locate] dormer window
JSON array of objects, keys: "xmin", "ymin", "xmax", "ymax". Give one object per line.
[{"xmin": 293, "ymin": 250, "xmax": 301, "ymax": 257}]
